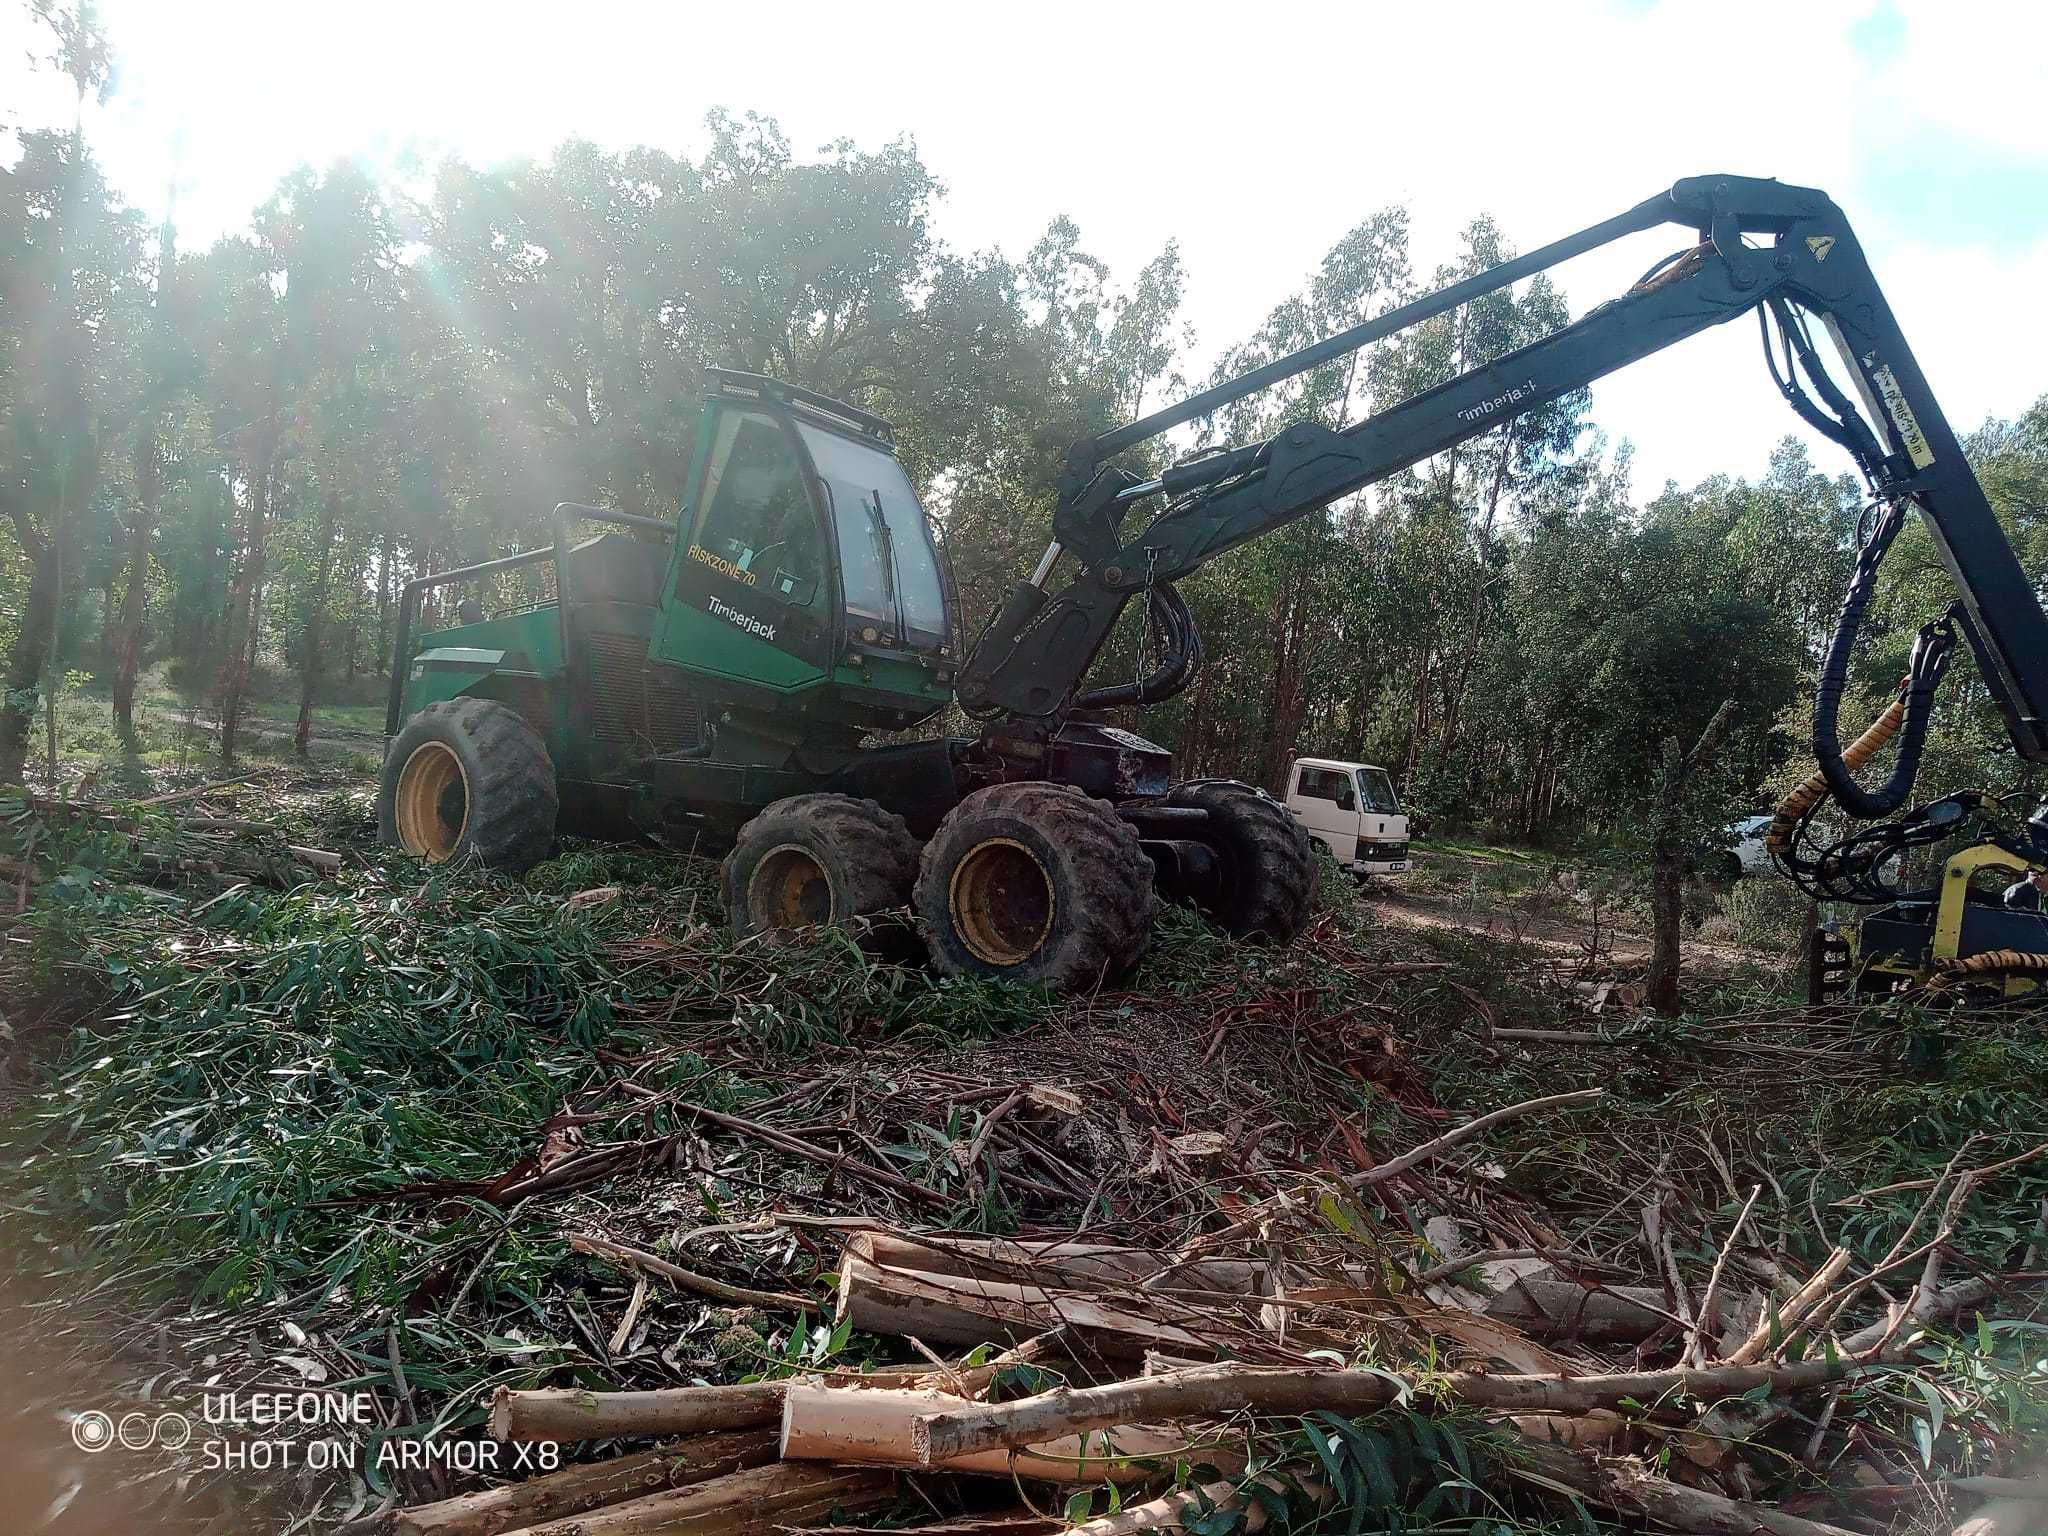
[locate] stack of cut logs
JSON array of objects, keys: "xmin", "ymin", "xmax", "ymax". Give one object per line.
[{"xmin": 397, "ymin": 1228, "xmax": 1891, "ymax": 1536}]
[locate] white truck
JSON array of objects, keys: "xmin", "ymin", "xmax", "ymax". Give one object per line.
[{"xmin": 1283, "ymin": 757, "xmax": 1411, "ymax": 875}]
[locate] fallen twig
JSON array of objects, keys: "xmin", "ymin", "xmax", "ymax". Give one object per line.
[{"xmin": 569, "ymin": 1233, "xmax": 815, "ymax": 1314}]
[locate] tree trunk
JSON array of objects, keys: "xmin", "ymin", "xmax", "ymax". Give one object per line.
[
  {"xmin": 0, "ymin": 534, "xmax": 61, "ymax": 785},
  {"xmin": 112, "ymin": 431, "xmax": 159, "ymax": 741},
  {"xmin": 1437, "ymin": 430, "xmax": 1515, "ymax": 759},
  {"xmin": 42, "ymin": 518, "xmax": 64, "ymax": 788},
  {"xmin": 244, "ymin": 576, "xmax": 264, "ymax": 672},
  {"xmin": 1257, "ymin": 566, "xmax": 1314, "ymax": 793},
  {"xmin": 1646, "ymin": 699, "xmax": 1738, "ymax": 1014},
  {"xmin": 294, "ymin": 486, "xmax": 342, "ymax": 756},
  {"xmin": 375, "ymin": 529, "xmax": 395, "ymax": 668},
  {"xmin": 216, "ymin": 460, "xmax": 271, "ymax": 763},
  {"xmin": 1401, "ymin": 650, "xmax": 1433, "ymax": 790},
  {"xmin": 1181, "ymin": 656, "xmax": 1216, "ymax": 778}
]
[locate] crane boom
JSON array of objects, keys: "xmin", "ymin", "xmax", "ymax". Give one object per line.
[{"xmin": 958, "ymin": 175, "xmax": 2048, "ymax": 802}]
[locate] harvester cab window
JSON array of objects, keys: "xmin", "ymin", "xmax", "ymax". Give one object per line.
[
  {"xmin": 691, "ymin": 409, "xmax": 824, "ymax": 605},
  {"xmin": 794, "ymin": 420, "xmax": 947, "ymax": 648}
]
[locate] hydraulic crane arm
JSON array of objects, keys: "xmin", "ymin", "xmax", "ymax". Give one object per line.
[{"xmin": 958, "ymin": 175, "xmax": 2048, "ymax": 805}]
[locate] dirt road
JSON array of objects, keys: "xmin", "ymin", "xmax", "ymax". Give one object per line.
[{"xmin": 1356, "ymin": 885, "xmax": 1771, "ymax": 973}]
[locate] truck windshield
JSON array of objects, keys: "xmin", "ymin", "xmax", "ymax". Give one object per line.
[
  {"xmin": 1356, "ymin": 768, "xmax": 1403, "ymax": 814},
  {"xmin": 795, "ymin": 422, "xmax": 948, "ymax": 647}
]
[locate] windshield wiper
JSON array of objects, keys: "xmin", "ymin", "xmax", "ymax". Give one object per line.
[
  {"xmin": 864, "ymin": 489, "xmax": 896, "ymax": 604},
  {"xmin": 866, "ymin": 488, "xmax": 911, "ymax": 644}
]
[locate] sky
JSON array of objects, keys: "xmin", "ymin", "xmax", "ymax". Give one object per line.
[{"xmin": 6, "ymin": 0, "xmax": 2047, "ymax": 498}]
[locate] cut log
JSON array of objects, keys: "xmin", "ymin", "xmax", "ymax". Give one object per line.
[
  {"xmin": 500, "ymin": 1462, "xmax": 893, "ymax": 1536},
  {"xmin": 1952, "ymin": 1495, "xmax": 2048, "ymax": 1536},
  {"xmin": 779, "ymin": 1383, "xmax": 1225, "ymax": 1484},
  {"xmin": 1066, "ymin": 1470, "xmax": 1326, "ymax": 1536},
  {"xmin": 1484, "ymin": 1276, "xmax": 1695, "ymax": 1343},
  {"xmin": 1509, "ymin": 1411, "xmax": 1629, "ymax": 1451},
  {"xmin": 488, "ymin": 1357, "xmax": 1012, "ymax": 1445},
  {"xmin": 396, "ymin": 1428, "xmax": 777, "ymax": 1536},
  {"xmin": 491, "ymin": 1382, "xmax": 788, "ymax": 1443},
  {"xmin": 1510, "ymin": 1437, "xmax": 1860, "ymax": 1536},
  {"xmin": 913, "ymin": 1359, "xmax": 1867, "ymax": 1464},
  {"xmin": 846, "ymin": 1232, "xmax": 1264, "ymax": 1294},
  {"xmin": 836, "ymin": 1255, "xmax": 1211, "ymax": 1358}
]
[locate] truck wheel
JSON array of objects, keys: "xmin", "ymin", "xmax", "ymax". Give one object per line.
[
  {"xmin": 1164, "ymin": 779, "xmax": 1313, "ymax": 943},
  {"xmin": 915, "ymin": 782, "xmax": 1156, "ymax": 991},
  {"xmin": 379, "ymin": 697, "xmax": 557, "ymax": 873},
  {"xmin": 723, "ymin": 794, "xmax": 919, "ymax": 939}
]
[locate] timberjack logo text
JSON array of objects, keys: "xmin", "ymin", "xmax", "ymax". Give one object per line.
[
  {"xmin": 1456, "ymin": 379, "xmax": 1538, "ymax": 425},
  {"xmin": 708, "ymin": 596, "xmax": 777, "ymax": 642}
]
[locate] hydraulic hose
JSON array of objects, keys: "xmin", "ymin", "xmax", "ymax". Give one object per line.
[
  {"xmin": 1766, "ymin": 694, "xmax": 1904, "ymax": 858},
  {"xmin": 1810, "ymin": 499, "xmax": 1957, "ymax": 819},
  {"xmin": 1072, "ymin": 581, "xmax": 1203, "ymax": 711}
]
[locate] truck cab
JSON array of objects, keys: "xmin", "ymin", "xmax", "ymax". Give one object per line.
[{"xmin": 1283, "ymin": 757, "xmax": 1410, "ymax": 875}]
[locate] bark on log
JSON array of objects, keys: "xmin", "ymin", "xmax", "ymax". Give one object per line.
[
  {"xmin": 836, "ymin": 1255, "xmax": 1210, "ymax": 1358},
  {"xmin": 395, "ymin": 1428, "xmax": 776, "ymax": 1536},
  {"xmin": 1951, "ymin": 1497, "xmax": 2048, "ymax": 1536},
  {"xmin": 846, "ymin": 1231, "xmax": 1378, "ymax": 1299},
  {"xmin": 489, "ymin": 1359, "xmax": 1004, "ymax": 1444},
  {"xmin": 491, "ymin": 1382, "xmax": 788, "ymax": 1443},
  {"xmin": 912, "ymin": 1359, "xmax": 1864, "ymax": 1464},
  {"xmin": 1066, "ymin": 1469, "xmax": 1328, "ymax": 1536},
  {"xmin": 1839, "ymin": 1276, "xmax": 2007, "ymax": 1357},
  {"xmin": 500, "ymin": 1462, "xmax": 893, "ymax": 1536},
  {"xmin": 779, "ymin": 1384, "xmax": 1215, "ymax": 1483},
  {"xmin": 1508, "ymin": 1411, "xmax": 1629, "ymax": 1450},
  {"xmin": 1725, "ymin": 1248, "xmax": 1851, "ymax": 1364},
  {"xmin": 1484, "ymin": 1277, "xmax": 1697, "ymax": 1343},
  {"xmin": 847, "ymin": 1232, "xmax": 1259, "ymax": 1293},
  {"xmin": 1510, "ymin": 1438, "xmax": 1861, "ymax": 1536}
]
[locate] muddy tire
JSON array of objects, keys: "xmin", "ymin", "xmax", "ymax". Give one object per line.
[
  {"xmin": 723, "ymin": 793, "xmax": 919, "ymax": 940},
  {"xmin": 915, "ymin": 782, "xmax": 1156, "ymax": 991},
  {"xmin": 379, "ymin": 697, "xmax": 557, "ymax": 873},
  {"xmin": 1164, "ymin": 779, "xmax": 1313, "ymax": 943}
]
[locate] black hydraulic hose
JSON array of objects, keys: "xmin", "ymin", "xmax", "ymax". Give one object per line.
[
  {"xmin": 1072, "ymin": 581, "xmax": 1203, "ymax": 711},
  {"xmin": 1811, "ymin": 499, "xmax": 1958, "ymax": 818},
  {"xmin": 1757, "ymin": 304, "xmax": 1885, "ymax": 478}
]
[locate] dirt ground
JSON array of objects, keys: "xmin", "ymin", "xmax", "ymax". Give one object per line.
[{"xmin": 1359, "ymin": 881, "xmax": 1771, "ymax": 973}]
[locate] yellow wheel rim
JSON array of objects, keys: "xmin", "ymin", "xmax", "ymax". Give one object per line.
[
  {"xmin": 394, "ymin": 741, "xmax": 470, "ymax": 860},
  {"xmin": 749, "ymin": 843, "xmax": 835, "ymax": 929},
  {"xmin": 948, "ymin": 836, "xmax": 1054, "ymax": 967}
]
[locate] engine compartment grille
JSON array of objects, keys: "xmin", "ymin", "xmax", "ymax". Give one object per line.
[{"xmin": 585, "ymin": 632, "xmax": 706, "ymax": 757}]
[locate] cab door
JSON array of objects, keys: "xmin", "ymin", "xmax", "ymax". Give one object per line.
[
  {"xmin": 654, "ymin": 403, "xmax": 837, "ymax": 691},
  {"xmin": 1288, "ymin": 765, "xmax": 1360, "ymax": 860}
]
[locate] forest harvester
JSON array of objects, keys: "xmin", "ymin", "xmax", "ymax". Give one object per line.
[{"xmin": 383, "ymin": 175, "xmax": 2048, "ymax": 997}]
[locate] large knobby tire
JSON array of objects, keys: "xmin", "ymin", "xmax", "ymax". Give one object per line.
[
  {"xmin": 1164, "ymin": 779, "xmax": 1313, "ymax": 944},
  {"xmin": 915, "ymin": 782, "xmax": 1156, "ymax": 992},
  {"xmin": 379, "ymin": 697, "xmax": 558, "ymax": 874},
  {"xmin": 723, "ymin": 793, "xmax": 919, "ymax": 941}
]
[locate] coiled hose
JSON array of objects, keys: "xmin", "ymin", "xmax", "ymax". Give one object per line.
[
  {"xmin": 1809, "ymin": 499, "xmax": 1957, "ymax": 820},
  {"xmin": 1072, "ymin": 581, "xmax": 1204, "ymax": 711}
]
